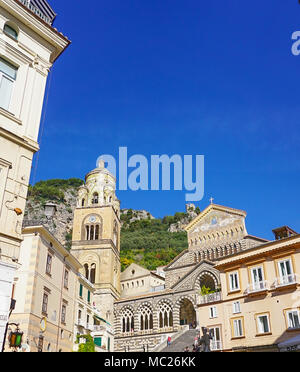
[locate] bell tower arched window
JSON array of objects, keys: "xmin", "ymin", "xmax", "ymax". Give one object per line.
[
  {"xmin": 113, "ymin": 221, "xmax": 118, "ymax": 248},
  {"xmin": 92, "ymin": 193, "xmax": 99, "ymax": 205},
  {"xmin": 83, "ymin": 215, "xmax": 102, "ymax": 241}
]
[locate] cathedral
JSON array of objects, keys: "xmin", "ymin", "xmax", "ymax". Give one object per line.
[{"xmin": 70, "ymin": 162, "xmax": 273, "ymax": 352}]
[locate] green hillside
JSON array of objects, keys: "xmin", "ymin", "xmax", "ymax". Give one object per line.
[
  {"xmin": 120, "ymin": 212, "xmax": 189, "ymax": 271},
  {"xmin": 25, "ymin": 179, "xmax": 191, "ymax": 272}
]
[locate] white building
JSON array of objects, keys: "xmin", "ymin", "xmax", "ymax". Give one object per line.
[
  {"xmin": 0, "ymin": 0, "xmax": 69, "ymax": 350},
  {"xmin": 73, "ymin": 273, "xmax": 114, "ymax": 352}
]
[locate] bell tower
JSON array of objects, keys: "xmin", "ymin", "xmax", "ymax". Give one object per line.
[{"xmin": 71, "ymin": 161, "xmax": 121, "ymax": 323}]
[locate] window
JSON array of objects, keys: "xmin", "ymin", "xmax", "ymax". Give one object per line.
[
  {"xmin": 90, "ymin": 264, "xmax": 96, "ymax": 284},
  {"xmin": 286, "ymin": 310, "xmax": 300, "ymax": 329},
  {"xmin": 64, "ymin": 269, "xmax": 69, "ymax": 289},
  {"xmin": 3, "ymin": 24, "xmax": 18, "ymax": 40},
  {"xmin": 251, "ymin": 266, "xmax": 264, "ymax": 289},
  {"xmin": 86, "ymin": 224, "xmax": 101, "ymax": 241},
  {"xmin": 0, "ymin": 162, "xmax": 10, "ymax": 214},
  {"xmin": 79, "ymin": 284, "xmax": 83, "ymax": 298},
  {"xmin": 209, "ymin": 306, "xmax": 218, "ymax": 319},
  {"xmin": 94, "ymin": 337, "xmax": 102, "ymax": 347},
  {"xmin": 233, "ymin": 301, "xmax": 241, "ymax": 314},
  {"xmin": 232, "ymin": 318, "xmax": 244, "ymax": 338},
  {"xmin": 229, "ymin": 272, "xmax": 239, "ymax": 291},
  {"xmin": 92, "ymin": 193, "xmax": 99, "ymax": 205},
  {"xmin": 278, "ymin": 259, "xmax": 294, "ymax": 284},
  {"xmin": 61, "ymin": 305, "xmax": 66, "ymax": 324},
  {"xmin": 0, "ymin": 57, "xmax": 17, "ymax": 111},
  {"xmin": 87, "ymin": 290, "xmax": 91, "ymax": 304},
  {"xmin": 42, "ymin": 293, "xmax": 48, "ymax": 315},
  {"xmin": 256, "ymin": 314, "xmax": 270, "ymax": 334},
  {"xmin": 210, "ymin": 327, "xmax": 221, "ymax": 351},
  {"xmin": 46, "ymin": 254, "xmax": 52, "ymax": 275}
]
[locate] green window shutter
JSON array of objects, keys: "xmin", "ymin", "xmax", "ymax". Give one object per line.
[
  {"xmin": 79, "ymin": 284, "xmax": 83, "ymax": 297},
  {"xmin": 87, "ymin": 290, "xmax": 91, "ymax": 303},
  {"xmin": 94, "ymin": 337, "xmax": 102, "ymax": 347}
]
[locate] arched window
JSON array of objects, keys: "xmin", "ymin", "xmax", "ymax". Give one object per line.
[
  {"xmin": 4, "ymin": 23, "xmax": 18, "ymax": 40},
  {"xmin": 158, "ymin": 302, "xmax": 173, "ymax": 329},
  {"xmin": 92, "ymin": 193, "xmax": 99, "ymax": 205},
  {"xmin": 84, "ymin": 264, "xmax": 89, "ymax": 280},
  {"xmin": 113, "ymin": 221, "xmax": 118, "ymax": 248},
  {"xmin": 120, "ymin": 307, "xmax": 134, "ymax": 333},
  {"xmin": 138, "ymin": 305, "xmax": 153, "ymax": 331},
  {"xmin": 90, "ymin": 263, "xmax": 96, "ymax": 284},
  {"xmin": 95, "ymin": 225, "xmax": 99, "ymax": 240}
]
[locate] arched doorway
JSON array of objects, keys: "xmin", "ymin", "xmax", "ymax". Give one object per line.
[
  {"xmin": 199, "ymin": 273, "xmax": 216, "ymax": 294},
  {"xmin": 179, "ymin": 299, "xmax": 196, "ymax": 327}
]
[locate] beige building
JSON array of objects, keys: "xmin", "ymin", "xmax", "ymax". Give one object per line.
[
  {"xmin": 0, "ymin": 0, "xmax": 69, "ymax": 350},
  {"xmin": 121, "ymin": 263, "xmax": 165, "ymax": 298},
  {"xmin": 198, "ymin": 226, "xmax": 300, "ymax": 352},
  {"xmin": 7, "ymin": 225, "xmax": 80, "ymax": 352}
]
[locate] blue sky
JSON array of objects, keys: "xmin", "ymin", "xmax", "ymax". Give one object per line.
[{"xmin": 32, "ymin": 0, "xmax": 300, "ymax": 240}]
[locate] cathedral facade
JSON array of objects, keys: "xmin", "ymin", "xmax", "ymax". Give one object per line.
[
  {"xmin": 113, "ymin": 203, "xmax": 268, "ymax": 352},
  {"xmin": 71, "ymin": 163, "xmax": 272, "ymax": 352}
]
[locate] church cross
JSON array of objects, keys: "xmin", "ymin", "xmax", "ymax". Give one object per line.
[{"xmin": 210, "ymin": 197, "xmax": 214, "ymax": 205}]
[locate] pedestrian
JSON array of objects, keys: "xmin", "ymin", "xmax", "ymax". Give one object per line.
[
  {"xmin": 167, "ymin": 336, "xmax": 171, "ymax": 347},
  {"xmin": 194, "ymin": 336, "xmax": 198, "ymax": 347}
]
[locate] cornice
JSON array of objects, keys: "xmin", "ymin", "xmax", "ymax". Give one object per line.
[
  {"xmin": 215, "ymin": 235, "xmax": 300, "ymax": 270},
  {"xmin": 1, "ymin": 0, "xmax": 70, "ymax": 62},
  {"xmin": 0, "ymin": 126, "xmax": 39, "ymax": 152}
]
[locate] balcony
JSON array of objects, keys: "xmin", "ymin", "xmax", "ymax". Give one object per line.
[
  {"xmin": 274, "ymin": 274, "xmax": 299, "ymax": 289},
  {"xmin": 199, "ymin": 292, "xmax": 222, "ymax": 305},
  {"xmin": 17, "ymin": 0, "xmax": 56, "ymax": 25},
  {"xmin": 211, "ymin": 341, "xmax": 222, "ymax": 351},
  {"xmin": 77, "ymin": 319, "xmax": 85, "ymax": 327},
  {"xmin": 86, "ymin": 323, "xmax": 94, "ymax": 331},
  {"xmin": 245, "ymin": 281, "xmax": 268, "ymax": 296}
]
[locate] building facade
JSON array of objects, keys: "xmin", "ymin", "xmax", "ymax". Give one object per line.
[
  {"xmin": 198, "ymin": 230, "xmax": 300, "ymax": 352},
  {"xmin": 73, "ymin": 272, "xmax": 114, "ymax": 352},
  {"xmin": 7, "ymin": 225, "xmax": 80, "ymax": 352},
  {"xmin": 120, "ymin": 263, "xmax": 165, "ymax": 298},
  {"xmin": 0, "ymin": 0, "xmax": 69, "ymax": 350},
  {"xmin": 113, "ymin": 203, "xmax": 270, "ymax": 352}
]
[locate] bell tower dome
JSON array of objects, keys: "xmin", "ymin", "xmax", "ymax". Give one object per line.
[{"xmin": 71, "ymin": 162, "xmax": 121, "ymax": 323}]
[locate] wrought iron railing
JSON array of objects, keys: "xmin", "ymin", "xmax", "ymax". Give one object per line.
[
  {"xmin": 245, "ymin": 281, "xmax": 268, "ymax": 294},
  {"xmin": 274, "ymin": 274, "xmax": 298, "ymax": 288},
  {"xmin": 199, "ymin": 292, "xmax": 222, "ymax": 304},
  {"xmin": 17, "ymin": 0, "xmax": 54, "ymax": 25}
]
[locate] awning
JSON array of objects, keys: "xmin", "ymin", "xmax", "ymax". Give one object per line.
[
  {"xmin": 278, "ymin": 334, "xmax": 300, "ymax": 352},
  {"xmin": 93, "ymin": 315, "xmax": 111, "ymax": 326}
]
